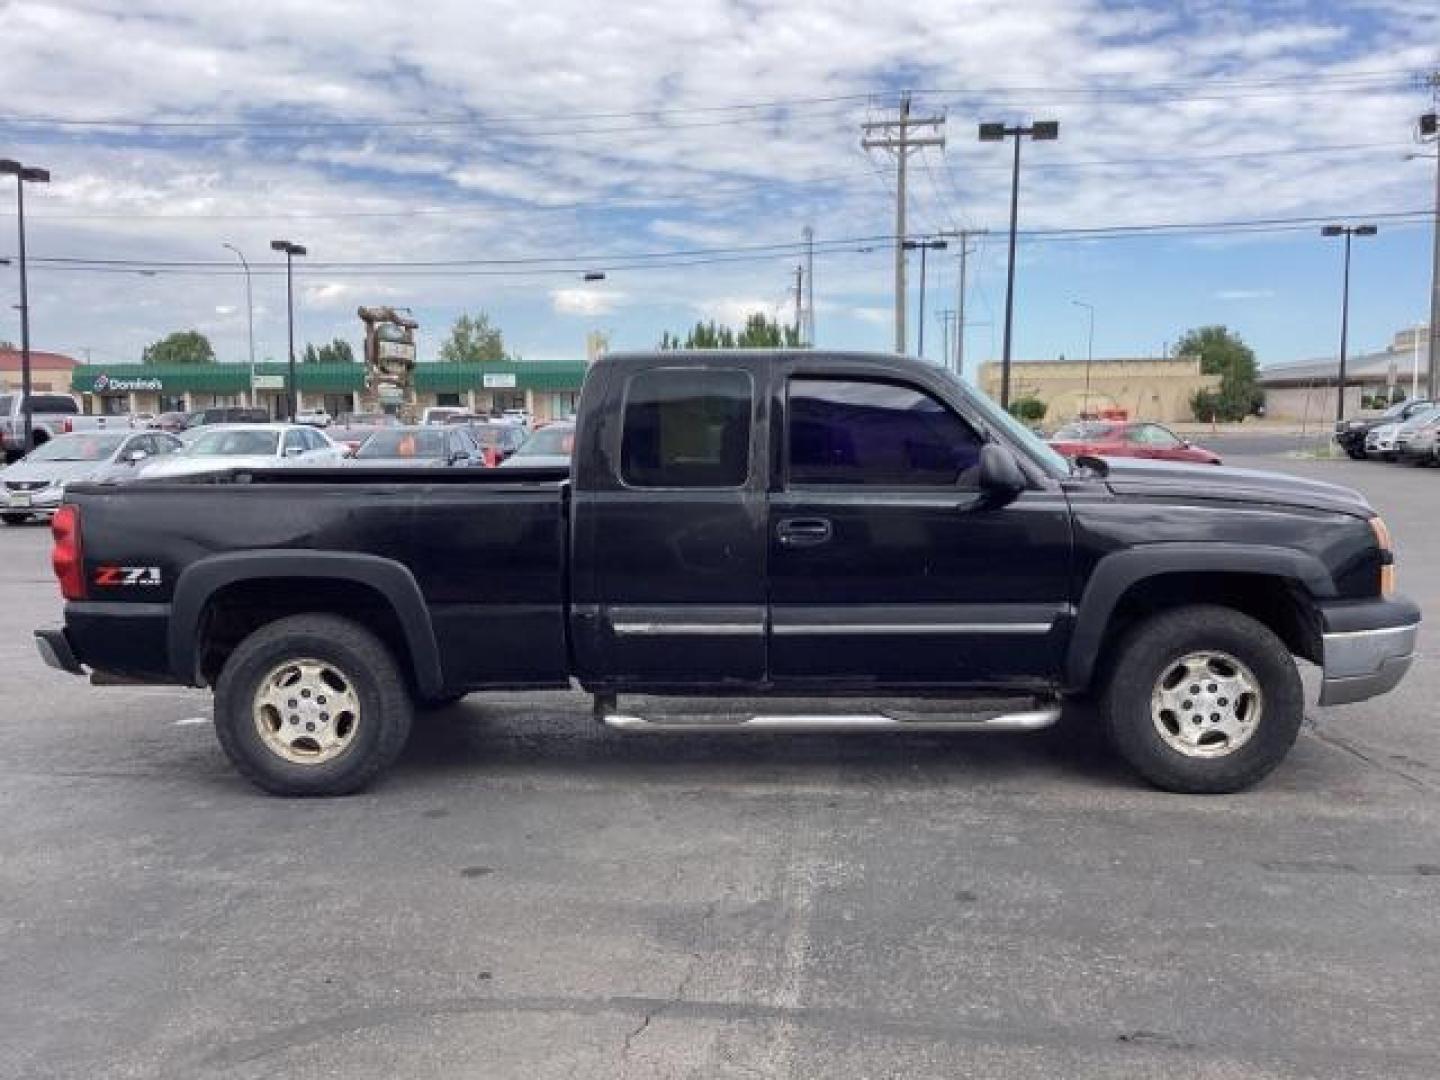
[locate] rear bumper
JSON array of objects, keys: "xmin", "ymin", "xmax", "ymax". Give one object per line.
[
  {"xmin": 35, "ymin": 627, "xmax": 85, "ymax": 676},
  {"xmin": 1318, "ymin": 596, "xmax": 1421, "ymax": 706}
]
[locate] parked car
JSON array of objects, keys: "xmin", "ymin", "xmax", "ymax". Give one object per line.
[
  {"xmin": 38, "ymin": 350, "xmax": 1417, "ymax": 798},
  {"xmin": 1048, "ymin": 420, "xmax": 1222, "ymax": 465},
  {"xmin": 500, "ymin": 408, "xmax": 532, "ymax": 427},
  {"xmin": 420, "ymin": 406, "xmax": 468, "ymax": 426},
  {"xmin": 1390, "ymin": 406, "xmax": 1440, "ymax": 463},
  {"xmin": 0, "ymin": 430, "xmax": 182, "ymax": 524},
  {"xmin": 1398, "ymin": 416, "xmax": 1440, "ymax": 465},
  {"xmin": 329, "ymin": 412, "xmax": 401, "ymax": 456},
  {"xmin": 149, "ymin": 411, "xmax": 191, "ymax": 433},
  {"xmin": 1, "ymin": 392, "xmax": 134, "ymax": 462},
  {"xmin": 350, "ymin": 425, "xmax": 483, "ymax": 467},
  {"xmin": 1335, "ymin": 398, "xmax": 1433, "ymax": 460},
  {"xmin": 1364, "ymin": 422, "xmax": 1402, "ymax": 460},
  {"xmin": 500, "ymin": 420, "xmax": 575, "ymax": 469},
  {"xmin": 295, "ymin": 407, "xmax": 332, "ymax": 428},
  {"xmin": 464, "ymin": 421, "xmax": 529, "ymax": 466},
  {"xmin": 183, "ymin": 407, "xmax": 270, "ymax": 430},
  {"xmin": 138, "ymin": 423, "xmax": 343, "ymax": 479}
]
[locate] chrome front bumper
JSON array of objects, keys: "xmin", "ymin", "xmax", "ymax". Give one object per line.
[{"xmin": 1319, "ymin": 609, "xmax": 1420, "ymax": 706}]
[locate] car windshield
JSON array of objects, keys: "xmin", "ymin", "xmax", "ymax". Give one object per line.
[
  {"xmin": 356, "ymin": 430, "xmax": 447, "ymax": 458},
  {"xmin": 1052, "ymin": 422, "xmax": 1115, "ymax": 440},
  {"xmin": 26, "ymin": 434, "xmax": 127, "ymax": 462},
  {"xmin": 187, "ymin": 430, "xmax": 280, "ymax": 456},
  {"xmin": 936, "ymin": 372, "xmax": 1069, "ymax": 476},
  {"xmin": 517, "ymin": 425, "xmax": 575, "ymax": 456}
]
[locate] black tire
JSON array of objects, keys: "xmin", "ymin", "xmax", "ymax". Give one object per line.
[
  {"xmin": 1343, "ymin": 445, "xmax": 1366, "ymax": 460},
  {"xmin": 1, "ymin": 513, "xmax": 30, "ymax": 525},
  {"xmin": 1099, "ymin": 605, "xmax": 1303, "ymax": 794},
  {"xmin": 213, "ymin": 614, "xmax": 414, "ymax": 796}
]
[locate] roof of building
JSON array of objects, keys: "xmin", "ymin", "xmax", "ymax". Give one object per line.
[
  {"xmin": 0, "ymin": 349, "xmax": 77, "ymax": 372},
  {"xmin": 1258, "ymin": 343, "xmax": 1434, "ymax": 387}
]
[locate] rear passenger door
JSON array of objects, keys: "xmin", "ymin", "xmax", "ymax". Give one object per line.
[
  {"xmin": 768, "ymin": 369, "xmax": 1072, "ymax": 689},
  {"xmin": 572, "ymin": 363, "xmax": 767, "ymax": 687}
]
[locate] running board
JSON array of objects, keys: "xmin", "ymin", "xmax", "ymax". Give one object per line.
[{"xmin": 600, "ymin": 704, "xmax": 1060, "ymax": 735}]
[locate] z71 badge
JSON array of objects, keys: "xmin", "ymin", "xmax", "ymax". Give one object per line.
[{"xmin": 93, "ymin": 565, "xmax": 163, "ymax": 587}]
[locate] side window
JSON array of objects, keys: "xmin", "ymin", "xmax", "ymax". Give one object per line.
[
  {"xmin": 621, "ymin": 369, "xmax": 752, "ymax": 488},
  {"xmin": 283, "ymin": 430, "xmax": 306, "ymax": 455},
  {"xmin": 787, "ymin": 378, "xmax": 983, "ymax": 488}
]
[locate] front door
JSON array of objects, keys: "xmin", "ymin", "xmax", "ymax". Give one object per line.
[{"xmin": 768, "ymin": 371, "xmax": 1072, "ymax": 689}]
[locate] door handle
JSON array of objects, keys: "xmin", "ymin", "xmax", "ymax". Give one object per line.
[{"xmin": 777, "ymin": 517, "xmax": 832, "ymax": 548}]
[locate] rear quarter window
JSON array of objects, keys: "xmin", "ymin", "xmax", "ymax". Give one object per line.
[{"xmin": 620, "ymin": 369, "xmax": 753, "ymax": 488}]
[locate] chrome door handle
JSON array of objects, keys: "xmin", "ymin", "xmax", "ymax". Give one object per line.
[{"xmin": 777, "ymin": 517, "xmax": 832, "ymax": 547}]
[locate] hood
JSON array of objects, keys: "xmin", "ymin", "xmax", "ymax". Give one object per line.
[
  {"xmin": 1091, "ymin": 457, "xmax": 1370, "ymax": 516},
  {"xmin": 137, "ymin": 455, "xmax": 278, "ymax": 479},
  {"xmin": 346, "ymin": 456, "xmax": 451, "ymax": 468},
  {"xmin": 0, "ymin": 458, "xmax": 107, "ymax": 486}
]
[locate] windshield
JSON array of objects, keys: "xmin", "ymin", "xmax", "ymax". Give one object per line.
[
  {"xmin": 356, "ymin": 430, "xmax": 447, "ymax": 458},
  {"xmin": 26, "ymin": 434, "xmax": 127, "ymax": 462},
  {"xmin": 937, "ymin": 372, "xmax": 1069, "ymax": 476},
  {"xmin": 187, "ymin": 429, "xmax": 280, "ymax": 456},
  {"xmin": 518, "ymin": 425, "xmax": 575, "ymax": 457}
]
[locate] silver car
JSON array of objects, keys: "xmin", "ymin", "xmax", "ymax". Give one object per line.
[
  {"xmin": 499, "ymin": 422, "xmax": 574, "ymax": 469},
  {"xmin": 1, "ymin": 430, "xmax": 183, "ymax": 524},
  {"xmin": 139, "ymin": 423, "xmax": 344, "ymax": 480}
]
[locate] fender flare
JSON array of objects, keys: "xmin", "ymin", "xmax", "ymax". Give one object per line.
[
  {"xmin": 1066, "ymin": 543, "xmax": 1334, "ymax": 689},
  {"xmin": 168, "ymin": 550, "xmax": 443, "ymax": 696}
]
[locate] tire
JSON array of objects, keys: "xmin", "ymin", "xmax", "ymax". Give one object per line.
[
  {"xmin": 1099, "ymin": 605, "xmax": 1303, "ymax": 794},
  {"xmin": 1, "ymin": 513, "xmax": 29, "ymax": 526},
  {"xmin": 213, "ymin": 614, "xmax": 414, "ymax": 796},
  {"xmin": 1344, "ymin": 445, "xmax": 1366, "ymax": 460}
]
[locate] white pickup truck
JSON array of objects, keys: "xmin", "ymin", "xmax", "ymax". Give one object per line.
[{"xmin": 0, "ymin": 392, "xmax": 134, "ymax": 462}]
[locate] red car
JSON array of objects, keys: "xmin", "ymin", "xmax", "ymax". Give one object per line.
[{"xmin": 1048, "ymin": 421, "xmax": 1222, "ymax": 465}]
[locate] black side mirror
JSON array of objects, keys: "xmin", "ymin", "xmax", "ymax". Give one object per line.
[{"xmin": 978, "ymin": 443, "xmax": 1026, "ymax": 500}]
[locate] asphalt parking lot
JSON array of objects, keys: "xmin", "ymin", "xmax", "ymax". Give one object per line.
[{"xmin": 2, "ymin": 446, "xmax": 1437, "ymax": 1080}]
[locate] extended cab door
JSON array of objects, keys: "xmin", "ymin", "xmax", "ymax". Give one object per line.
[
  {"xmin": 570, "ymin": 359, "xmax": 768, "ymax": 688},
  {"xmin": 767, "ymin": 363, "xmax": 1072, "ymax": 689}
]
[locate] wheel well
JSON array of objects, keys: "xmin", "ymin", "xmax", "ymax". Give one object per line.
[
  {"xmin": 196, "ymin": 577, "xmax": 415, "ymax": 687},
  {"xmin": 1101, "ymin": 572, "xmax": 1322, "ymax": 667}
]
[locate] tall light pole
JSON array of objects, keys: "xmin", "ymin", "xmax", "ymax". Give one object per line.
[
  {"xmin": 903, "ymin": 237, "xmax": 948, "ymax": 357},
  {"xmin": 1321, "ymin": 224, "xmax": 1378, "ymax": 424},
  {"xmin": 222, "ymin": 243, "xmax": 255, "ymax": 407},
  {"xmin": 0, "ymin": 159, "xmax": 50, "ymax": 452},
  {"xmin": 269, "ymin": 239, "xmax": 306, "ymax": 419},
  {"xmin": 1071, "ymin": 299, "xmax": 1095, "ymax": 418},
  {"xmin": 979, "ymin": 120, "xmax": 1058, "ymax": 407},
  {"xmin": 1420, "ymin": 108, "xmax": 1438, "ymax": 398}
]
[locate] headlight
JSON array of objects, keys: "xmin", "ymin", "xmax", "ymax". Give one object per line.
[{"xmin": 1370, "ymin": 516, "xmax": 1395, "ymax": 597}]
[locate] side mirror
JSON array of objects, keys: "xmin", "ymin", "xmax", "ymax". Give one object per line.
[
  {"xmin": 978, "ymin": 443, "xmax": 1026, "ymax": 500},
  {"xmin": 1180, "ymin": 439, "xmax": 1192, "ymax": 449}
]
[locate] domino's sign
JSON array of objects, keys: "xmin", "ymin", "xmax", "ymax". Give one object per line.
[{"xmin": 93, "ymin": 373, "xmax": 163, "ymax": 393}]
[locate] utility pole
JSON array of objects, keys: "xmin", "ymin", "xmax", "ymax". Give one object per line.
[
  {"xmin": 862, "ymin": 93, "xmax": 945, "ymax": 354},
  {"xmin": 802, "ymin": 225, "xmax": 815, "ymax": 346},
  {"xmin": 1420, "ymin": 80, "xmax": 1438, "ymax": 398},
  {"xmin": 792, "ymin": 263, "xmax": 804, "ymax": 343},
  {"xmin": 950, "ymin": 228, "xmax": 987, "ymax": 379},
  {"xmin": 937, "ymin": 309, "xmax": 955, "ymax": 371}
]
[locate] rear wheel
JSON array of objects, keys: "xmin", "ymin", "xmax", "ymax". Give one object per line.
[
  {"xmin": 213, "ymin": 614, "xmax": 413, "ymax": 796},
  {"xmin": 1100, "ymin": 605, "xmax": 1303, "ymax": 793}
]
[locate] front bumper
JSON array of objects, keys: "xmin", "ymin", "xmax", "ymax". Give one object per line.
[
  {"xmin": 1, "ymin": 488, "xmax": 62, "ymax": 515},
  {"xmin": 1318, "ymin": 596, "xmax": 1421, "ymax": 706}
]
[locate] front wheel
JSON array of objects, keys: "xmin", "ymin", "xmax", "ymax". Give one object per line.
[
  {"xmin": 1100, "ymin": 605, "xmax": 1303, "ymax": 793},
  {"xmin": 213, "ymin": 614, "xmax": 414, "ymax": 796},
  {"xmin": 1343, "ymin": 445, "xmax": 1367, "ymax": 460}
]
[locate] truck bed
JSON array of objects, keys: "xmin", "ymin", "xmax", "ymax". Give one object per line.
[{"xmin": 64, "ymin": 467, "xmax": 573, "ymax": 692}]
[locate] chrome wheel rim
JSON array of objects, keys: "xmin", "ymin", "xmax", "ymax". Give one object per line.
[
  {"xmin": 252, "ymin": 658, "xmax": 361, "ymax": 765},
  {"xmin": 1150, "ymin": 651, "xmax": 1262, "ymax": 759}
]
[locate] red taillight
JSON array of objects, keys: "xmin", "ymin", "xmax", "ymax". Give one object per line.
[
  {"xmin": 51, "ymin": 505, "xmax": 85, "ymax": 601},
  {"xmin": 483, "ymin": 447, "xmax": 499, "ymax": 468},
  {"xmin": 63, "ymin": 417, "xmax": 74, "ymax": 433}
]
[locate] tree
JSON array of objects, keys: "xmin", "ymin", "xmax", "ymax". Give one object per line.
[
  {"xmin": 439, "ymin": 312, "xmax": 509, "ymax": 362},
  {"xmin": 302, "ymin": 338, "xmax": 356, "ymax": 364},
  {"xmin": 142, "ymin": 330, "xmax": 215, "ymax": 365},
  {"xmin": 658, "ymin": 313, "xmax": 801, "ymax": 350},
  {"xmin": 1008, "ymin": 396, "xmax": 1047, "ymax": 422},
  {"xmin": 1175, "ymin": 325, "xmax": 1261, "ymax": 422}
]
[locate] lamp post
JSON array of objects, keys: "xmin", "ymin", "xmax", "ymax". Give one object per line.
[
  {"xmin": 222, "ymin": 243, "xmax": 256, "ymax": 407},
  {"xmin": 269, "ymin": 239, "xmax": 306, "ymax": 419},
  {"xmin": 0, "ymin": 159, "xmax": 50, "ymax": 453},
  {"xmin": 902, "ymin": 237, "xmax": 948, "ymax": 357},
  {"xmin": 1071, "ymin": 299, "xmax": 1095, "ymax": 418},
  {"xmin": 1321, "ymin": 224, "xmax": 1377, "ymax": 424},
  {"xmin": 979, "ymin": 120, "xmax": 1058, "ymax": 407}
]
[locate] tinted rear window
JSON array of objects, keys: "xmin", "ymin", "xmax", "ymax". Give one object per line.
[
  {"xmin": 29, "ymin": 395, "xmax": 79, "ymax": 414},
  {"xmin": 621, "ymin": 369, "xmax": 752, "ymax": 488}
]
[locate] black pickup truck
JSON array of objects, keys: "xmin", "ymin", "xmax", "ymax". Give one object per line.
[{"xmin": 36, "ymin": 350, "xmax": 1419, "ymax": 796}]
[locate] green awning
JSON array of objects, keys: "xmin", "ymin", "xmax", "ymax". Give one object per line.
[{"xmin": 71, "ymin": 360, "xmax": 589, "ymax": 395}]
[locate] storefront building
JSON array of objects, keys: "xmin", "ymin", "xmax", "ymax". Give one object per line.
[{"xmin": 69, "ymin": 361, "xmax": 589, "ymax": 421}]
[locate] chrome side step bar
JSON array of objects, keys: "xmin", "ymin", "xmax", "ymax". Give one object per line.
[{"xmin": 600, "ymin": 704, "xmax": 1060, "ymax": 735}]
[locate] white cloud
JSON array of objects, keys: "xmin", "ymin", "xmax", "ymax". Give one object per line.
[
  {"xmin": 551, "ymin": 287, "xmax": 623, "ymax": 316},
  {"xmin": 1215, "ymin": 289, "xmax": 1277, "ymax": 301},
  {"xmin": 214, "ymin": 304, "xmax": 237, "ymax": 316},
  {"xmin": 694, "ymin": 297, "xmax": 785, "ymax": 327}
]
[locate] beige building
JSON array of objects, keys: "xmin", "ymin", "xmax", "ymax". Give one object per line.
[
  {"xmin": 978, "ymin": 356, "xmax": 1221, "ymax": 423},
  {"xmin": 1258, "ymin": 327, "xmax": 1432, "ymax": 422}
]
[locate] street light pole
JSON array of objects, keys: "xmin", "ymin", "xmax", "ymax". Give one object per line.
[
  {"xmin": 1072, "ymin": 299, "xmax": 1095, "ymax": 418},
  {"xmin": 269, "ymin": 239, "xmax": 306, "ymax": 420},
  {"xmin": 903, "ymin": 237, "xmax": 949, "ymax": 358},
  {"xmin": 979, "ymin": 121, "xmax": 1059, "ymax": 408},
  {"xmin": 0, "ymin": 159, "xmax": 50, "ymax": 453},
  {"xmin": 1421, "ymin": 108, "xmax": 1438, "ymax": 398},
  {"xmin": 222, "ymin": 243, "xmax": 255, "ymax": 407},
  {"xmin": 1322, "ymin": 224, "xmax": 1378, "ymax": 425}
]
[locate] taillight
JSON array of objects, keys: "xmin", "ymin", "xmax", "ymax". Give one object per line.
[
  {"xmin": 51, "ymin": 505, "xmax": 85, "ymax": 601},
  {"xmin": 63, "ymin": 417, "xmax": 74, "ymax": 433},
  {"xmin": 483, "ymin": 447, "xmax": 498, "ymax": 468}
]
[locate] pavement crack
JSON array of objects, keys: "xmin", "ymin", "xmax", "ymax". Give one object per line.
[
  {"xmin": 1304, "ymin": 719, "xmax": 1436, "ymax": 791},
  {"xmin": 620, "ymin": 898, "xmax": 716, "ymax": 1063}
]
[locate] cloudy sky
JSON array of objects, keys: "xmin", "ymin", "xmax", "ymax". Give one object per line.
[{"xmin": 0, "ymin": 0, "xmax": 1436, "ymax": 371}]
